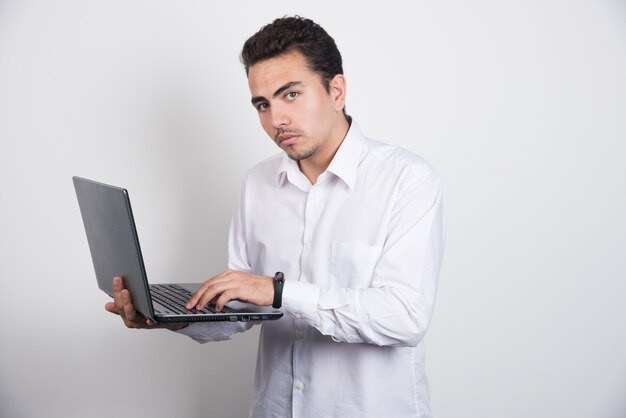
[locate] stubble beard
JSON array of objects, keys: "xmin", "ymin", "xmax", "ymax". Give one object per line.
[
  {"xmin": 274, "ymin": 128, "xmax": 320, "ymax": 161},
  {"xmin": 285, "ymin": 141, "xmax": 321, "ymax": 161}
]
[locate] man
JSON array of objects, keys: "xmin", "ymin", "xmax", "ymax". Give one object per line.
[{"xmin": 106, "ymin": 16, "xmax": 445, "ymax": 418}]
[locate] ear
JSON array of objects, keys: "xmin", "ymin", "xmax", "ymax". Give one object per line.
[{"xmin": 329, "ymin": 74, "xmax": 347, "ymax": 113}]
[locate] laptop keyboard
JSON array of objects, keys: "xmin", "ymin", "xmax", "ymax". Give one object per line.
[{"xmin": 149, "ymin": 284, "xmax": 235, "ymax": 315}]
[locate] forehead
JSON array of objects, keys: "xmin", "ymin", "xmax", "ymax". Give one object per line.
[{"xmin": 247, "ymin": 51, "xmax": 320, "ymax": 95}]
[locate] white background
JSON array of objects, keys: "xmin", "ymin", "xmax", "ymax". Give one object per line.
[{"xmin": 1, "ymin": 1, "xmax": 625, "ymax": 417}]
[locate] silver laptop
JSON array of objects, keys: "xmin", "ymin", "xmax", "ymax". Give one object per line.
[{"xmin": 73, "ymin": 176, "xmax": 283, "ymax": 323}]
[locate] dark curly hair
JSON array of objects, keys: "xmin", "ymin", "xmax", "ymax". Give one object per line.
[{"xmin": 240, "ymin": 16, "xmax": 344, "ymax": 93}]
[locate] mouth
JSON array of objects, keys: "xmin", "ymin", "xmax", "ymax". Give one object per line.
[{"xmin": 276, "ymin": 131, "xmax": 301, "ymax": 146}]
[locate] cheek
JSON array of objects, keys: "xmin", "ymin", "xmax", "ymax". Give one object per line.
[
  {"xmin": 258, "ymin": 114, "xmax": 275, "ymax": 138},
  {"xmin": 297, "ymin": 100, "xmax": 327, "ymax": 131},
  {"xmin": 304, "ymin": 93, "xmax": 335, "ymax": 120}
]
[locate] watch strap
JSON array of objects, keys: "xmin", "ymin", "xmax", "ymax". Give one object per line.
[{"xmin": 272, "ymin": 272, "xmax": 284, "ymax": 309}]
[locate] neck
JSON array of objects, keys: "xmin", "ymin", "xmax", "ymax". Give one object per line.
[{"xmin": 299, "ymin": 116, "xmax": 350, "ymax": 184}]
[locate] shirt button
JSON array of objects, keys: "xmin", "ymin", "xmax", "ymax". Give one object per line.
[
  {"xmin": 293, "ymin": 313, "xmax": 301, "ymax": 320},
  {"xmin": 305, "ymin": 234, "xmax": 313, "ymax": 243},
  {"xmin": 296, "ymin": 382, "xmax": 305, "ymax": 391}
]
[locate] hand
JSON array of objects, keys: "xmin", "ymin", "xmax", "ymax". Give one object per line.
[
  {"xmin": 105, "ymin": 276, "xmax": 187, "ymax": 331},
  {"xmin": 186, "ymin": 269, "xmax": 274, "ymax": 312}
]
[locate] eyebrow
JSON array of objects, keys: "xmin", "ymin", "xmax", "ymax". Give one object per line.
[{"xmin": 251, "ymin": 81, "xmax": 303, "ymax": 106}]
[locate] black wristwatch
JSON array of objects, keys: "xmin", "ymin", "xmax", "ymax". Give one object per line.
[{"xmin": 272, "ymin": 272, "xmax": 284, "ymax": 309}]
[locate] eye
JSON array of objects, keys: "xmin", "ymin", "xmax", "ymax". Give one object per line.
[
  {"xmin": 285, "ymin": 91, "xmax": 299, "ymax": 101},
  {"xmin": 256, "ymin": 102, "xmax": 269, "ymax": 112}
]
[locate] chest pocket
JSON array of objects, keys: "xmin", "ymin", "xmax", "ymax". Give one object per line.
[{"xmin": 330, "ymin": 241, "xmax": 383, "ymax": 288}]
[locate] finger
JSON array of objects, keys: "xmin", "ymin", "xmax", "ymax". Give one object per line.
[
  {"xmin": 214, "ymin": 289, "xmax": 237, "ymax": 312},
  {"xmin": 112, "ymin": 276, "xmax": 125, "ymax": 311},
  {"xmin": 105, "ymin": 301, "xmax": 120, "ymax": 315},
  {"xmin": 196, "ymin": 280, "xmax": 237, "ymax": 310},
  {"xmin": 197, "ymin": 280, "xmax": 234, "ymax": 310},
  {"xmin": 121, "ymin": 289, "xmax": 137, "ymax": 323},
  {"xmin": 186, "ymin": 278, "xmax": 216, "ymax": 308},
  {"xmin": 186, "ymin": 271, "xmax": 230, "ymax": 309},
  {"xmin": 193, "ymin": 285, "xmax": 218, "ymax": 310},
  {"xmin": 186, "ymin": 287, "xmax": 205, "ymax": 309}
]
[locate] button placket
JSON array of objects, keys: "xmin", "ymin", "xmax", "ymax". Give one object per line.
[
  {"xmin": 302, "ymin": 187, "xmax": 323, "ymax": 246},
  {"xmin": 292, "ymin": 184, "xmax": 328, "ymax": 416}
]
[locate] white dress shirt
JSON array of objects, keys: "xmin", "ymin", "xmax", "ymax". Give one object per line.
[{"xmin": 178, "ymin": 122, "xmax": 445, "ymax": 418}]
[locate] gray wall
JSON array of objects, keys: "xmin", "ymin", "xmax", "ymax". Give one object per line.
[{"xmin": 1, "ymin": 1, "xmax": 624, "ymax": 417}]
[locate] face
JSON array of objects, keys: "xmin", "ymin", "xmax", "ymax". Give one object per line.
[{"xmin": 248, "ymin": 51, "xmax": 346, "ymax": 163}]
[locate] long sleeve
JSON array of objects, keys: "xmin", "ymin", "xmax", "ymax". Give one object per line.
[{"xmin": 281, "ymin": 168, "xmax": 445, "ymax": 347}]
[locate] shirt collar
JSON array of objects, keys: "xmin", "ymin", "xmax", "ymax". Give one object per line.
[
  {"xmin": 277, "ymin": 121, "xmax": 368, "ymax": 190},
  {"xmin": 325, "ymin": 121, "xmax": 367, "ymax": 189}
]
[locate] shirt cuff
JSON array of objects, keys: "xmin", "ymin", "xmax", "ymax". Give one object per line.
[
  {"xmin": 172, "ymin": 321, "xmax": 251, "ymax": 343},
  {"xmin": 281, "ymin": 280, "xmax": 320, "ymax": 324},
  {"xmin": 173, "ymin": 321, "xmax": 203, "ymax": 337}
]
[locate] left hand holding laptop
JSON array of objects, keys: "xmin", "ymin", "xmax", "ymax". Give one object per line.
[{"xmin": 105, "ymin": 276, "xmax": 188, "ymax": 330}]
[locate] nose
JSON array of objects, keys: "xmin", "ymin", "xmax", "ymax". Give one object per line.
[{"xmin": 270, "ymin": 102, "xmax": 290, "ymax": 130}]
